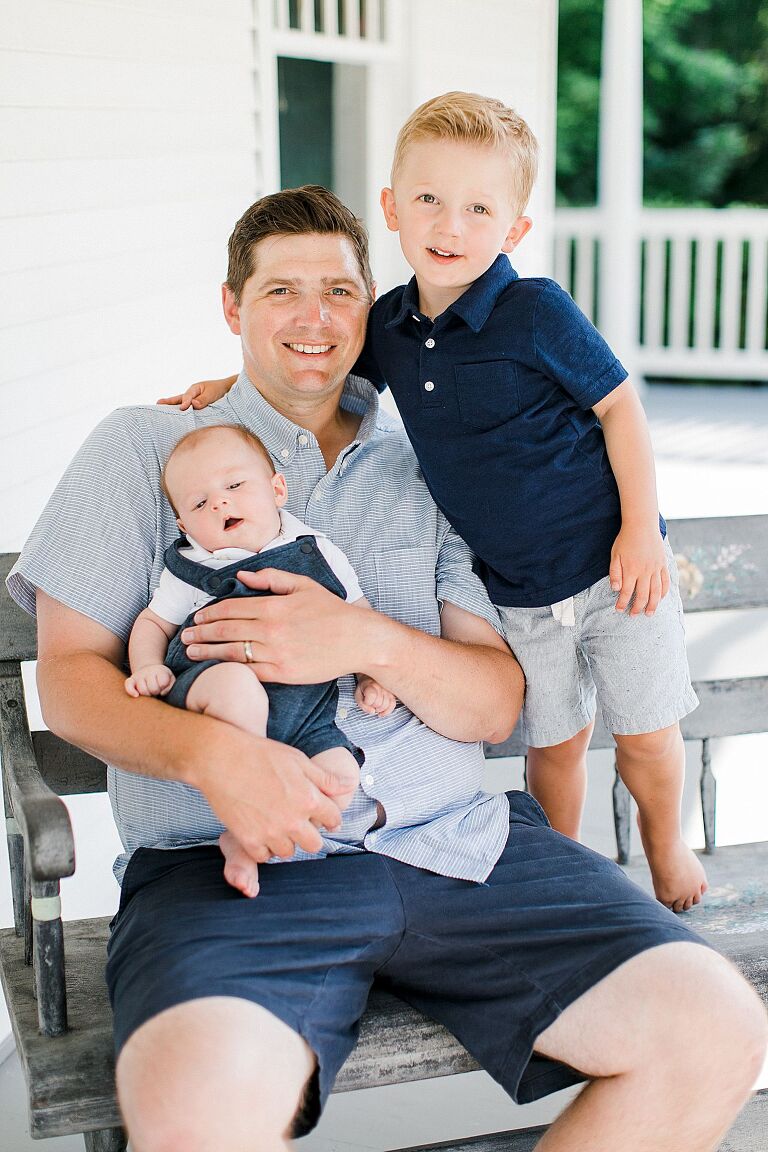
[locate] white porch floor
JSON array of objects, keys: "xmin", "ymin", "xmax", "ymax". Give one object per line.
[{"xmin": 2, "ymin": 383, "xmax": 768, "ymax": 1150}]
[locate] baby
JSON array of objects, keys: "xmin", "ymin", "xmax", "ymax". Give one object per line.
[{"xmin": 125, "ymin": 423, "xmax": 395, "ymax": 895}]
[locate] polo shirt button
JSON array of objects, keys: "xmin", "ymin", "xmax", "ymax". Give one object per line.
[
  {"xmin": 424, "ymin": 381, "xmax": 435, "ymax": 392},
  {"xmin": 338, "ymin": 707, "xmax": 348, "ymax": 720},
  {"xmin": 280, "ymin": 448, "xmax": 290, "ymax": 459},
  {"xmin": 425, "ymin": 338, "xmax": 435, "ymax": 348},
  {"xmin": 364, "ymin": 773, "xmax": 374, "ymax": 788},
  {"xmin": 300, "ymin": 541, "xmax": 313, "ymax": 554},
  {"xmin": 298, "ymin": 434, "xmax": 309, "ymax": 446},
  {"xmin": 368, "ymin": 831, "xmax": 378, "ymax": 845}
]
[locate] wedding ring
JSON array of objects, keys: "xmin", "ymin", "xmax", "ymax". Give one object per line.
[{"xmin": 243, "ymin": 640, "xmax": 255, "ymax": 663}]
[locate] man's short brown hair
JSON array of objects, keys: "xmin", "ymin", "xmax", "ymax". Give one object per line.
[
  {"xmin": 391, "ymin": 91, "xmax": 539, "ymax": 216},
  {"xmin": 161, "ymin": 425, "xmax": 274, "ymax": 515},
  {"xmin": 225, "ymin": 185, "xmax": 374, "ymax": 304}
]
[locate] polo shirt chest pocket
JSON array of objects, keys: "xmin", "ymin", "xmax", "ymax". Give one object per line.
[{"xmin": 454, "ymin": 361, "xmax": 521, "ymax": 430}]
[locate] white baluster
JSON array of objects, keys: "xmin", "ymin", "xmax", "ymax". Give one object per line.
[
  {"xmin": 745, "ymin": 237, "xmax": 768, "ymax": 354},
  {"xmin": 669, "ymin": 236, "xmax": 693, "ymax": 351}
]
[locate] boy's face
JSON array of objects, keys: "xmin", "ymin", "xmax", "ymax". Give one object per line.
[
  {"xmin": 381, "ymin": 138, "xmax": 531, "ymax": 318},
  {"xmin": 166, "ymin": 429, "xmax": 287, "ymax": 554}
]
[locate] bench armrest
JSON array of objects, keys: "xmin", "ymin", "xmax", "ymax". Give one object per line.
[{"xmin": 0, "ymin": 668, "xmax": 75, "ymax": 882}]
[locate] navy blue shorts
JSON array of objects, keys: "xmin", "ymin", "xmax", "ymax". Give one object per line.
[{"xmin": 106, "ymin": 791, "xmax": 704, "ymax": 1136}]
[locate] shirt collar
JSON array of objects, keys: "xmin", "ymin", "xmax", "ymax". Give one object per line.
[
  {"xmin": 222, "ymin": 371, "xmax": 381, "ymax": 472},
  {"xmin": 385, "ymin": 254, "xmax": 518, "ymax": 334}
]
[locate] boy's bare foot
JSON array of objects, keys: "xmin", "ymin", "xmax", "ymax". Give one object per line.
[
  {"xmin": 637, "ymin": 815, "xmax": 708, "ymax": 913},
  {"xmin": 219, "ymin": 830, "xmax": 260, "ymax": 898}
]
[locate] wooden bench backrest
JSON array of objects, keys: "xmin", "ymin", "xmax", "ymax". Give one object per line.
[{"xmin": 3, "ymin": 512, "xmax": 768, "ymax": 794}]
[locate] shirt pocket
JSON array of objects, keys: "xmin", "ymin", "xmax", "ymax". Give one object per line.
[
  {"xmin": 454, "ymin": 361, "xmax": 521, "ymax": 430},
  {"xmin": 373, "ymin": 546, "xmax": 441, "ymax": 636}
]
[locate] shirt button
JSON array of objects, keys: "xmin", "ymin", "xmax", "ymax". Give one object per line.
[
  {"xmin": 412, "ymin": 315, "xmax": 420, "ymax": 322},
  {"xmin": 298, "ymin": 434, "xmax": 309, "ymax": 446},
  {"xmin": 312, "ymin": 491, "xmax": 322, "ymax": 501},
  {"xmin": 280, "ymin": 448, "xmax": 290, "ymax": 459},
  {"xmin": 338, "ymin": 707, "xmax": 348, "ymax": 720},
  {"xmin": 425, "ymin": 338, "xmax": 435, "ymax": 348},
  {"xmin": 424, "ymin": 381, "xmax": 435, "ymax": 392},
  {"xmin": 364, "ymin": 773, "xmax": 374, "ymax": 788},
  {"xmin": 368, "ymin": 831, "xmax": 378, "ymax": 846}
]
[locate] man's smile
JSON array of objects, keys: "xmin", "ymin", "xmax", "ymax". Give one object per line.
[{"xmin": 284, "ymin": 342, "xmax": 334, "ymax": 354}]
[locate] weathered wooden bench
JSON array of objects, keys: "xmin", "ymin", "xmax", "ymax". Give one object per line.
[{"xmin": 2, "ymin": 516, "xmax": 768, "ymax": 1151}]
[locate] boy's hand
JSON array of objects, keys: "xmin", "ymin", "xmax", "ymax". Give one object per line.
[
  {"xmin": 610, "ymin": 527, "xmax": 670, "ymax": 616},
  {"xmin": 125, "ymin": 665, "xmax": 176, "ymax": 697},
  {"xmin": 156, "ymin": 375, "xmax": 237, "ymax": 410},
  {"xmin": 355, "ymin": 675, "xmax": 397, "ymax": 717}
]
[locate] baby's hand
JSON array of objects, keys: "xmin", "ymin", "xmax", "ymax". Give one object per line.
[
  {"xmin": 610, "ymin": 526, "xmax": 670, "ymax": 616},
  {"xmin": 156, "ymin": 375, "xmax": 236, "ymax": 411},
  {"xmin": 125, "ymin": 665, "xmax": 176, "ymax": 698},
  {"xmin": 355, "ymin": 676, "xmax": 397, "ymax": 717}
]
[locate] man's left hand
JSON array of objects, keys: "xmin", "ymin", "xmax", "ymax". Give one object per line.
[{"xmin": 181, "ymin": 568, "xmax": 372, "ymax": 682}]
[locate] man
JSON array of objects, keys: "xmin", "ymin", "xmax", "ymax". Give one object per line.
[{"xmin": 8, "ymin": 187, "xmax": 765, "ymax": 1152}]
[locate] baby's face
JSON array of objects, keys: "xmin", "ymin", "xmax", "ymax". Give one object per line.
[{"xmin": 166, "ymin": 429, "xmax": 286, "ymax": 554}]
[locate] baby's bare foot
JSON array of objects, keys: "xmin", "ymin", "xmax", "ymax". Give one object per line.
[
  {"xmin": 637, "ymin": 817, "xmax": 708, "ymax": 912},
  {"xmin": 219, "ymin": 830, "xmax": 260, "ymax": 898}
]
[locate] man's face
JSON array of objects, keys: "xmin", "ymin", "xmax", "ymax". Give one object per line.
[
  {"xmin": 167, "ymin": 429, "xmax": 286, "ymax": 554},
  {"xmin": 381, "ymin": 138, "xmax": 531, "ymax": 319},
  {"xmin": 222, "ymin": 233, "xmax": 372, "ymax": 410}
]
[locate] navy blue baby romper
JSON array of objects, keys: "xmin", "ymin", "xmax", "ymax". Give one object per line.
[{"xmin": 163, "ymin": 534, "xmax": 364, "ymax": 766}]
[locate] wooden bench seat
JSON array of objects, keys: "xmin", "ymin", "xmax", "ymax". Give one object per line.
[{"xmin": 2, "ymin": 516, "xmax": 768, "ymax": 1150}]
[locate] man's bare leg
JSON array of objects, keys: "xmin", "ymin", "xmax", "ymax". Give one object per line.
[
  {"xmin": 532, "ymin": 942, "xmax": 767, "ymax": 1152},
  {"xmin": 614, "ymin": 724, "xmax": 707, "ymax": 911},
  {"xmin": 526, "ymin": 721, "xmax": 594, "ymax": 840},
  {"xmin": 117, "ymin": 997, "xmax": 314, "ymax": 1152}
]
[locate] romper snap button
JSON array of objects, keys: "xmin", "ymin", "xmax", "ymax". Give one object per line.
[{"xmin": 300, "ymin": 541, "xmax": 313, "ymax": 554}]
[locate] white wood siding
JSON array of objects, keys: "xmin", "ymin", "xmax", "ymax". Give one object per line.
[{"xmin": 0, "ymin": 0, "xmax": 263, "ymax": 551}]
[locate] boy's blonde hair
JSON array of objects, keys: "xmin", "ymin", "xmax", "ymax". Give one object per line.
[{"xmin": 391, "ymin": 91, "xmax": 539, "ymax": 215}]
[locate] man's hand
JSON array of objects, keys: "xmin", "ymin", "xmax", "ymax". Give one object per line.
[
  {"xmin": 125, "ymin": 664, "xmax": 176, "ymax": 697},
  {"xmin": 181, "ymin": 568, "xmax": 370, "ymax": 683},
  {"xmin": 355, "ymin": 675, "xmax": 397, "ymax": 716},
  {"xmin": 198, "ymin": 737, "xmax": 347, "ymax": 863},
  {"xmin": 610, "ymin": 526, "xmax": 670, "ymax": 615}
]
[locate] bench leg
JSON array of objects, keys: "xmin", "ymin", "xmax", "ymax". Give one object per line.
[
  {"xmin": 83, "ymin": 1127, "xmax": 128, "ymax": 1152},
  {"xmin": 612, "ymin": 760, "xmax": 631, "ymax": 865},
  {"xmin": 700, "ymin": 737, "xmax": 716, "ymax": 854}
]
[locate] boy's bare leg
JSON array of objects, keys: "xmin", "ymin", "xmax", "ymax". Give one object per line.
[
  {"xmin": 187, "ymin": 663, "xmax": 269, "ymax": 896},
  {"xmin": 117, "ymin": 997, "xmax": 314, "ymax": 1152},
  {"xmin": 614, "ymin": 723, "xmax": 707, "ymax": 911},
  {"xmin": 526, "ymin": 721, "xmax": 594, "ymax": 840},
  {"xmin": 533, "ymin": 942, "xmax": 767, "ymax": 1152}
]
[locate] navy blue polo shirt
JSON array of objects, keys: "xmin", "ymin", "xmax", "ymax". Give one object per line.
[{"xmin": 354, "ymin": 254, "xmax": 647, "ymax": 607}]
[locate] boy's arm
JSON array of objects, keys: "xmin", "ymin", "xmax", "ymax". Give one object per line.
[
  {"xmin": 157, "ymin": 374, "xmax": 238, "ymax": 410},
  {"xmin": 125, "ymin": 607, "xmax": 179, "ymax": 697},
  {"xmin": 593, "ymin": 379, "xmax": 670, "ymax": 615}
]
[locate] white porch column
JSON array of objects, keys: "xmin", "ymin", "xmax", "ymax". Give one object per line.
[{"xmin": 598, "ymin": 0, "xmax": 643, "ymax": 381}]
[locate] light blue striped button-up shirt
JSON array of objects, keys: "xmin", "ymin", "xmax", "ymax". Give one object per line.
[{"xmin": 8, "ymin": 374, "xmax": 512, "ymax": 883}]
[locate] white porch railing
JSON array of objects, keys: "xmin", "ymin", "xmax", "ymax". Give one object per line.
[
  {"xmin": 554, "ymin": 209, "xmax": 768, "ymax": 382},
  {"xmin": 272, "ymin": 0, "xmax": 395, "ymax": 58}
]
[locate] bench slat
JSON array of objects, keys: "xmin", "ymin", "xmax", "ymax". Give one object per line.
[{"xmin": 668, "ymin": 516, "xmax": 768, "ymax": 611}]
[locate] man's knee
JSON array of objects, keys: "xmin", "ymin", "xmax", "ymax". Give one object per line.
[
  {"xmin": 116, "ymin": 997, "xmax": 315, "ymax": 1152},
  {"xmin": 537, "ymin": 942, "xmax": 767, "ymax": 1089}
]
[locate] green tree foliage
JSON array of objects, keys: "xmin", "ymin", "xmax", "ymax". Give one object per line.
[{"xmin": 556, "ymin": 0, "xmax": 768, "ymax": 207}]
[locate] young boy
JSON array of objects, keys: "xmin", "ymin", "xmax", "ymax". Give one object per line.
[
  {"xmin": 163, "ymin": 93, "xmax": 705, "ymax": 912},
  {"xmin": 126, "ymin": 423, "xmax": 395, "ymax": 896}
]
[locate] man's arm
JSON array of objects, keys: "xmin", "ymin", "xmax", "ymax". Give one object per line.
[
  {"xmin": 178, "ymin": 569, "xmax": 523, "ymax": 744},
  {"xmin": 35, "ymin": 591, "xmax": 345, "ymax": 862}
]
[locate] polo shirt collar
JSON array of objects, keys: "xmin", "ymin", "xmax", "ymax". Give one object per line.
[{"xmin": 385, "ymin": 254, "xmax": 518, "ymax": 334}]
